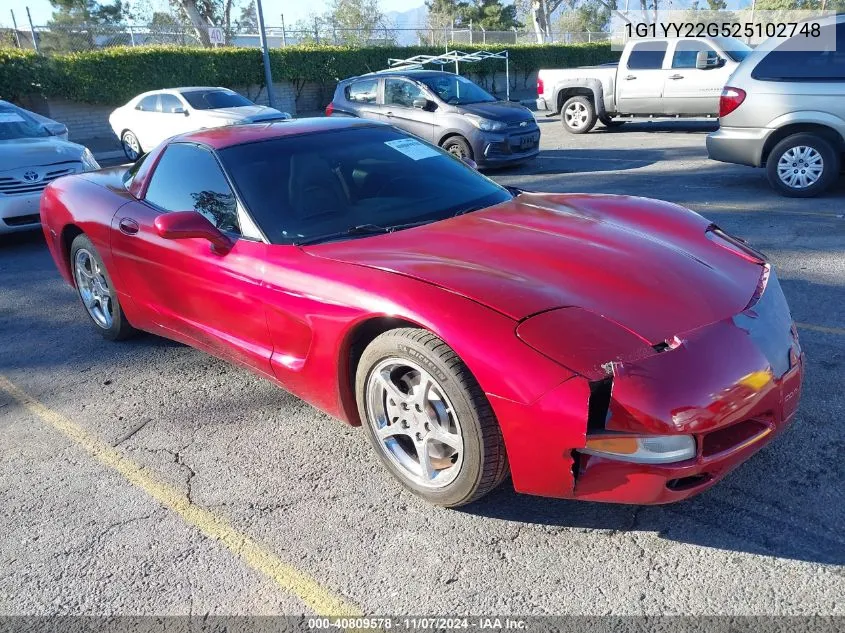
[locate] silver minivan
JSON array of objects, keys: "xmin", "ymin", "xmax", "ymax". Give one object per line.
[{"xmin": 707, "ymin": 14, "xmax": 845, "ymax": 197}]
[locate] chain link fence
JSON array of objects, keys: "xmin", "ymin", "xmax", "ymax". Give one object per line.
[{"xmin": 1, "ymin": 23, "xmax": 612, "ymax": 54}]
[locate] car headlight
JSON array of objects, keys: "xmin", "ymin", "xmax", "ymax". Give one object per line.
[
  {"xmin": 580, "ymin": 435, "xmax": 696, "ymax": 464},
  {"xmin": 81, "ymin": 148, "xmax": 100, "ymax": 171},
  {"xmin": 464, "ymin": 114, "xmax": 506, "ymax": 132}
]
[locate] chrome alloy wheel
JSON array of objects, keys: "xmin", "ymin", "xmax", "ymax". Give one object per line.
[
  {"xmin": 777, "ymin": 146, "xmax": 824, "ymax": 189},
  {"xmin": 365, "ymin": 358, "xmax": 464, "ymax": 488},
  {"xmin": 73, "ymin": 248, "xmax": 114, "ymax": 329},
  {"xmin": 564, "ymin": 101, "xmax": 589, "ymax": 130},
  {"xmin": 122, "ymin": 131, "xmax": 141, "ymax": 161}
]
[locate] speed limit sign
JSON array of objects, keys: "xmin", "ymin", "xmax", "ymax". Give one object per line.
[{"xmin": 209, "ymin": 27, "xmax": 225, "ymax": 45}]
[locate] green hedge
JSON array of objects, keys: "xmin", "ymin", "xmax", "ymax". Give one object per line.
[{"xmin": 0, "ymin": 43, "xmax": 619, "ymax": 106}]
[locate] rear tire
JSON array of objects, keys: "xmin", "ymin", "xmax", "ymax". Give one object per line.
[
  {"xmin": 356, "ymin": 328, "xmax": 508, "ymax": 507},
  {"xmin": 70, "ymin": 234, "xmax": 136, "ymax": 341},
  {"xmin": 766, "ymin": 133, "xmax": 839, "ymax": 198},
  {"xmin": 441, "ymin": 136, "xmax": 473, "ymax": 160},
  {"xmin": 561, "ymin": 96, "xmax": 597, "ymax": 134}
]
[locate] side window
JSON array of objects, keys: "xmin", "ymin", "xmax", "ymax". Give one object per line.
[
  {"xmin": 159, "ymin": 94, "xmax": 184, "ymax": 113},
  {"xmin": 136, "ymin": 95, "xmax": 159, "ymax": 111},
  {"xmin": 752, "ymin": 24, "xmax": 845, "ymax": 81},
  {"xmin": 627, "ymin": 42, "xmax": 668, "ymax": 70},
  {"xmin": 385, "ymin": 78, "xmax": 424, "ymax": 108},
  {"xmin": 144, "ymin": 144, "xmax": 240, "ymax": 235},
  {"xmin": 346, "ymin": 79, "xmax": 378, "ymax": 104},
  {"xmin": 672, "ymin": 41, "xmax": 719, "ymax": 69}
]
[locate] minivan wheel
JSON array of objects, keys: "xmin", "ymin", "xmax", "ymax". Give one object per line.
[
  {"xmin": 561, "ymin": 96, "xmax": 597, "ymax": 134},
  {"xmin": 766, "ymin": 133, "xmax": 839, "ymax": 198}
]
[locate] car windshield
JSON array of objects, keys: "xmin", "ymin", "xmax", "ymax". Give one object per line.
[
  {"xmin": 181, "ymin": 90, "xmax": 254, "ymax": 110},
  {"xmin": 714, "ymin": 37, "xmax": 752, "ymax": 62},
  {"xmin": 420, "ymin": 75, "xmax": 497, "ymax": 105},
  {"xmin": 219, "ymin": 126, "xmax": 512, "ymax": 245},
  {"xmin": 0, "ymin": 106, "xmax": 49, "ymax": 140}
]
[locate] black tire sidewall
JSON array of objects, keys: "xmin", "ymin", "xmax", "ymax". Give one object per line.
[
  {"xmin": 70, "ymin": 234, "xmax": 133, "ymax": 341},
  {"xmin": 355, "ymin": 330, "xmax": 486, "ymax": 507},
  {"xmin": 561, "ymin": 96, "xmax": 597, "ymax": 134},
  {"xmin": 766, "ymin": 133, "xmax": 839, "ymax": 198},
  {"xmin": 442, "ymin": 136, "xmax": 473, "ymax": 160}
]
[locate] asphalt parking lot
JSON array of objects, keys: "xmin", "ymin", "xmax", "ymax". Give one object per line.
[{"xmin": 1, "ymin": 118, "xmax": 844, "ymax": 618}]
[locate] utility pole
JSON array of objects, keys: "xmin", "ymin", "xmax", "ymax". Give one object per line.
[
  {"xmin": 26, "ymin": 6, "xmax": 39, "ymax": 53},
  {"xmin": 255, "ymin": 0, "xmax": 276, "ymax": 108},
  {"xmin": 10, "ymin": 10, "xmax": 21, "ymax": 48}
]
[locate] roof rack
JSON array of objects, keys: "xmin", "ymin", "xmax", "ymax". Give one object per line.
[{"xmin": 385, "ymin": 49, "xmax": 511, "ymax": 101}]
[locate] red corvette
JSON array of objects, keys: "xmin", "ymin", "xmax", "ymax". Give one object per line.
[{"xmin": 40, "ymin": 118, "xmax": 804, "ymax": 507}]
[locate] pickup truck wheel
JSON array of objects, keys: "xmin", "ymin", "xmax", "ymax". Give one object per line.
[
  {"xmin": 599, "ymin": 115, "xmax": 624, "ymax": 128},
  {"xmin": 561, "ymin": 96, "xmax": 596, "ymax": 134},
  {"xmin": 766, "ymin": 133, "xmax": 839, "ymax": 198}
]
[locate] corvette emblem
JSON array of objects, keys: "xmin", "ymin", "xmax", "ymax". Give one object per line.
[{"xmin": 23, "ymin": 170, "xmax": 40, "ymax": 182}]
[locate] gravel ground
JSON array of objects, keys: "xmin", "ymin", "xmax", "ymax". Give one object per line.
[{"xmin": 1, "ymin": 117, "xmax": 843, "ymax": 619}]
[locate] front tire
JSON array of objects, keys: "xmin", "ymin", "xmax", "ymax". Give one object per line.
[
  {"xmin": 121, "ymin": 130, "xmax": 142, "ymax": 162},
  {"xmin": 561, "ymin": 96, "xmax": 597, "ymax": 134},
  {"xmin": 70, "ymin": 234, "xmax": 136, "ymax": 341},
  {"xmin": 356, "ymin": 328, "xmax": 508, "ymax": 507},
  {"xmin": 766, "ymin": 133, "xmax": 839, "ymax": 198},
  {"xmin": 441, "ymin": 136, "xmax": 473, "ymax": 160}
]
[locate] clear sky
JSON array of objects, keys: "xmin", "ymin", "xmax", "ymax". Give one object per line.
[{"xmin": 4, "ymin": 0, "xmax": 423, "ymax": 28}]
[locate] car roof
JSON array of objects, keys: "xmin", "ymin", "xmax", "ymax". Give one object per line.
[
  {"xmin": 345, "ymin": 69, "xmax": 457, "ymax": 82},
  {"xmin": 175, "ymin": 116, "xmax": 384, "ymax": 149}
]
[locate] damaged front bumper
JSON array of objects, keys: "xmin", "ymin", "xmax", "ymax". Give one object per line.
[{"xmin": 489, "ymin": 270, "xmax": 804, "ymax": 504}]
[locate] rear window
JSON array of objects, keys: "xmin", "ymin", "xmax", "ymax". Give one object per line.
[
  {"xmin": 751, "ymin": 23, "xmax": 845, "ymax": 81},
  {"xmin": 627, "ymin": 42, "xmax": 668, "ymax": 69},
  {"xmin": 345, "ymin": 79, "xmax": 378, "ymax": 104}
]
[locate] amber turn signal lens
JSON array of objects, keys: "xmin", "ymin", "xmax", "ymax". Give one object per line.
[{"xmin": 584, "ymin": 437, "xmax": 639, "ymax": 455}]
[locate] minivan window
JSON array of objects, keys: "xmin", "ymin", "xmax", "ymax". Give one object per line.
[
  {"xmin": 627, "ymin": 42, "xmax": 668, "ymax": 69},
  {"xmin": 751, "ymin": 24, "xmax": 845, "ymax": 81},
  {"xmin": 346, "ymin": 79, "xmax": 378, "ymax": 103}
]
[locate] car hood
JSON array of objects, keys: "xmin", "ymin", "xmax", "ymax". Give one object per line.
[
  {"xmin": 203, "ymin": 105, "xmax": 289, "ymax": 122},
  {"xmin": 307, "ymin": 193, "xmax": 763, "ymax": 344},
  {"xmin": 0, "ymin": 137, "xmax": 85, "ymax": 172},
  {"xmin": 458, "ymin": 100, "xmax": 535, "ymax": 123}
]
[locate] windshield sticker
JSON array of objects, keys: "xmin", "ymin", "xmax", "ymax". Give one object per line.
[
  {"xmin": 0, "ymin": 113, "xmax": 26, "ymax": 123},
  {"xmin": 384, "ymin": 138, "xmax": 440, "ymax": 161}
]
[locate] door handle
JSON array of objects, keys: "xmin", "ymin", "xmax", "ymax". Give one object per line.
[
  {"xmin": 625, "ymin": 75, "xmax": 637, "ymax": 80},
  {"xmin": 118, "ymin": 217, "xmax": 139, "ymax": 235},
  {"xmin": 668, "ymin": 74, "xmax": 684, "ymax": 80}
]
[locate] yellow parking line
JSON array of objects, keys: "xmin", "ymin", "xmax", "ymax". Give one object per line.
[
  {"xmin": 0, "ymin": 375, "xmax": 362, "ymax": 618},
  {"xmin": 797, "ymin": 322, "xmax": 845, "ymax": 336}
]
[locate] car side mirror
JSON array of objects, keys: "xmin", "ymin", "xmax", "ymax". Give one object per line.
[
  {"xmin": 461, "ymin": 157, "xmax": 478, "ymax": 170},
  {"xmin": 171, "ymin": 106, "xmax": 188, "ymax": 115},
  {"xmin": 696, "ymin": 51, "xmax": 723, "ymax": 70},
  {"xmin": 154, "ymin": 210, "xmax": 232, "ymax": 254},
  {"xmin": 412, "ymin": 97, "xmax": 429, "ymax": 110}
]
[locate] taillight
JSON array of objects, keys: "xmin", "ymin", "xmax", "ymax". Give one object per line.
[
  {"xmin": 537, "ymin": 76, "xmax": 544, "ymax": 96},
  {"xmin": 325, "ymin": 102, "xmax": 334, "ymax": 117},
  {"xmin": 719, "ymin": 86, "xmax": 746, "ymax": 118}
]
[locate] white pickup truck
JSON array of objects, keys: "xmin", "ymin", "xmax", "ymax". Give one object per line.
[{"xmin": 537, "ymin": 36, "xmax": 752, "ymax": 133}]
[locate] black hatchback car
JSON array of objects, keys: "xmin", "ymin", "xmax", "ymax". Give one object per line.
[{"xmin": 326, "ymin": 70, "xmax": 540, "ymax": 168}]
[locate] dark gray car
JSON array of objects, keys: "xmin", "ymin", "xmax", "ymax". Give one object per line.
[{"xmin": 327, "ymin": 70, "xmax": 540, "ymax": 168}]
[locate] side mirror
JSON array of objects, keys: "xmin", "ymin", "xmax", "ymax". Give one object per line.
[
  {"xmin": 412, "ymin": 97, "xmax": 429, "ymax": 110},
  {"xmin": 461, "ymin": 157, "xmax": 478, "ymax": 170},
  {"xmin": 154, "ymin": 210, "xmax": 232, "ymax": 254},
  {"xmin": 48, "ymin": 122, "xmax": 69, "ymax": 138},
  {"xmin": 171, "ymin": 106, "xmax": 188, "ymax": 115},
  {"xmin": 696, "ymin": 51, "xmax": 723, "ymax": 70}
]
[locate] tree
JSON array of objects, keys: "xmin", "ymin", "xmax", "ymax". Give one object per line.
[
  {"xmin": 236, "ymin": 0, "xmax": 257, "ymax": 31},
  {"xmin": 322, "ymin": 0, "xmax": 393, "ymax": 44},
  {"xmin": 528, "ymin": 0, "xmax": 628, "ymax": 42},
  {"xmin": 465, "ymin": 0, "xmax": 522, "ymax": 29},
  {"xmin": 42, "ymin": 0, "xmax": 124, "ymax": 52}
]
